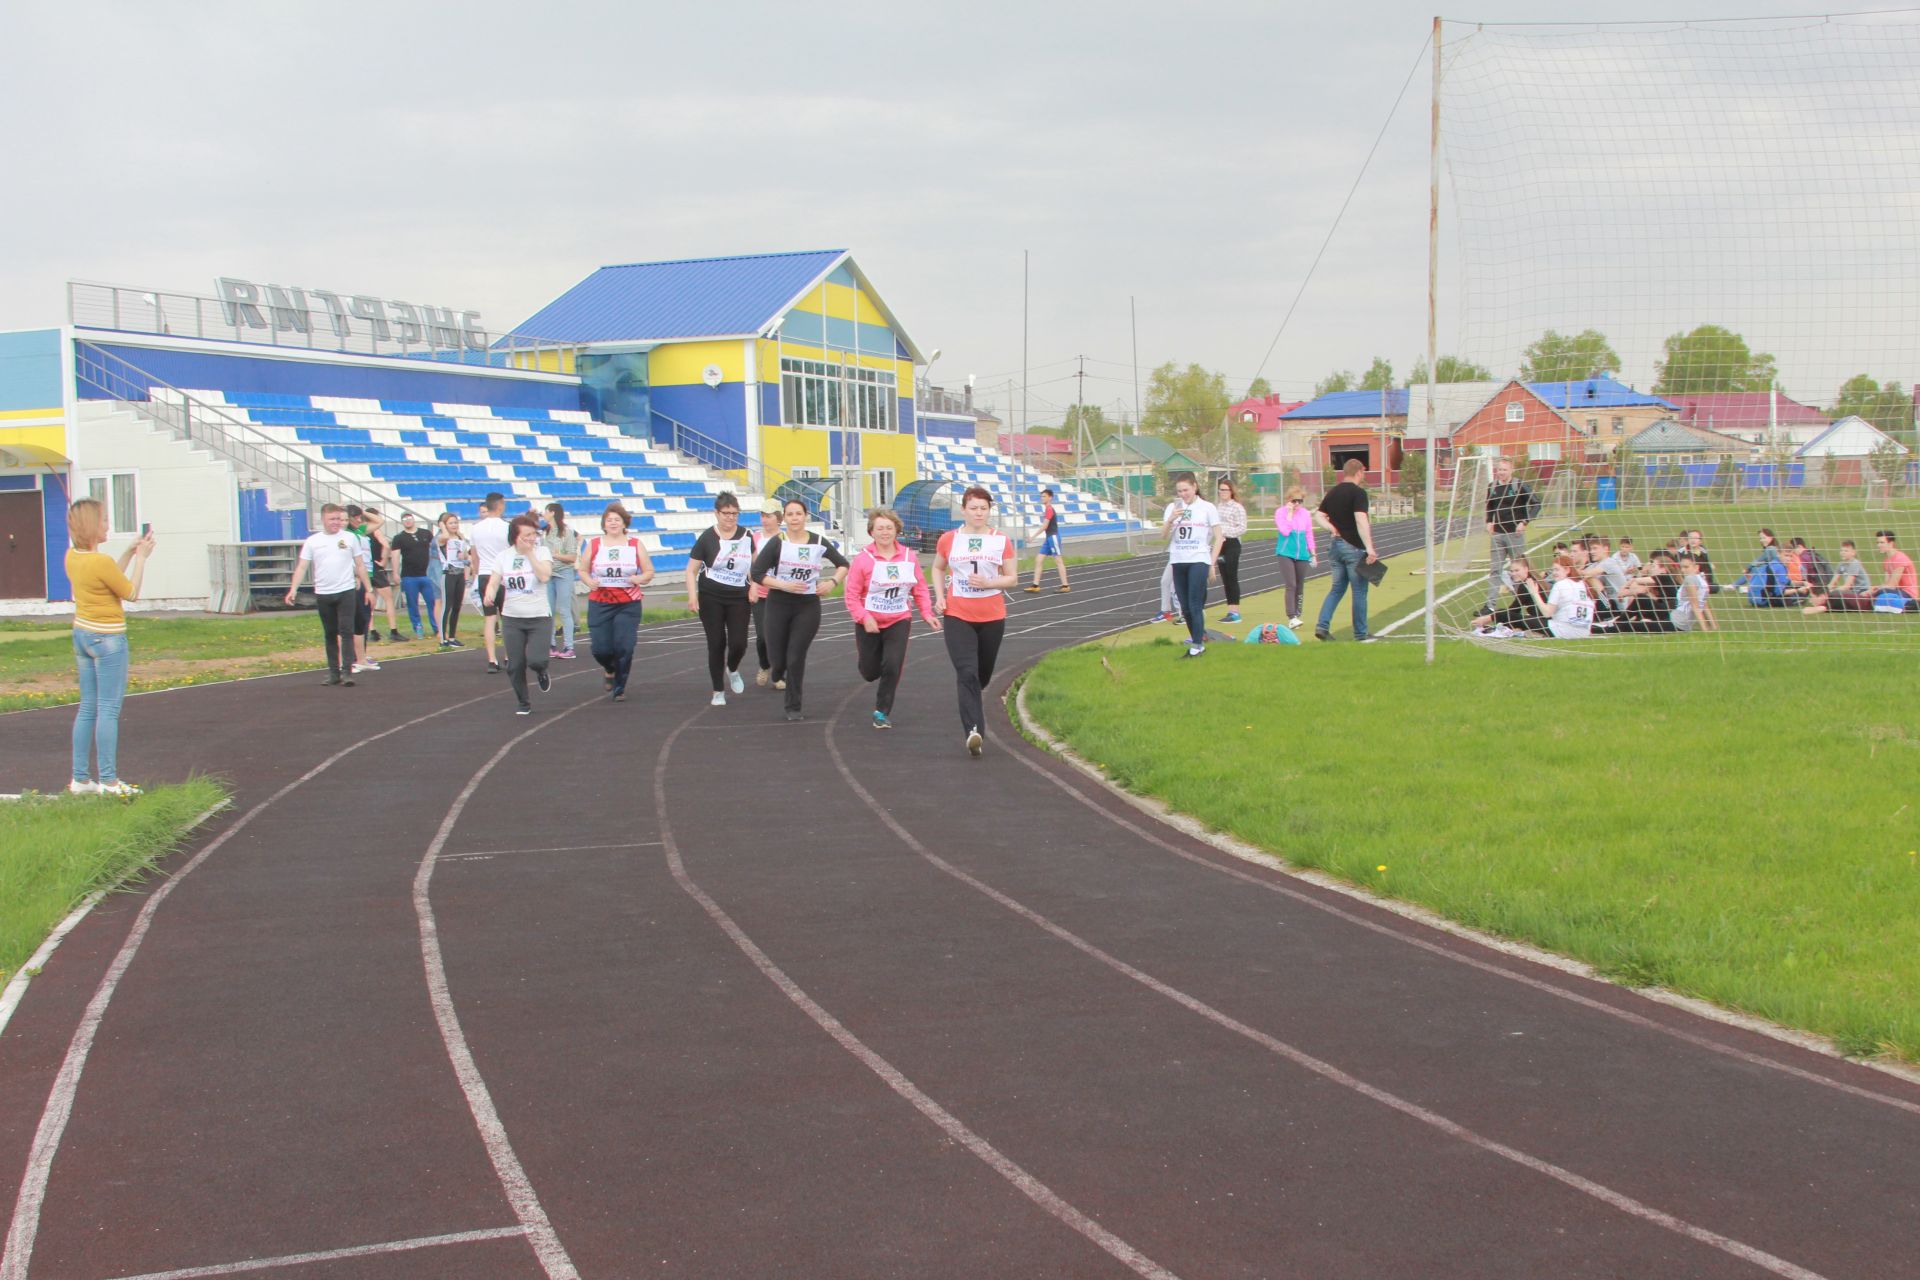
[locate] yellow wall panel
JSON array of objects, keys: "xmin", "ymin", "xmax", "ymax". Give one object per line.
[
  {"xmin": 761, "ymin": 425, "xmax": 831, "ymax": 480},
  {"xmin": 651, "ymin": 339, "xmax": 747, "ymax": 387},
  {"xmin": 0, "ymin": 420, "xmax": 68, "ymax": 462}
]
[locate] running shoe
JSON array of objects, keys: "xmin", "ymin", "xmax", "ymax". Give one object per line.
[
  {"xmin": 438, "ymin": 640, "xmax": 454, "ymax": 650},
  {"xmin": 729, "ymin": 671, "xmax": 745, "ymax": 695},
  {"xmin": 774, "ymin": 679, "xmax": 787, "ymax": 690},
  {"xmin": 358, "ymin": 659, "xmax": 381, "ymax": 672},
  {"xmin": 1150, "ymin": 611, "xmax": 1171, "ymax": 623},
  {"xmin": 537, "ymin": 667, "xmax": 551, "ymax": 693},
  {"xmin": 604, "ymin": 671, "xmax": 615, "ymax": 690},
  {"xmin": 755, "ymin": 669, "xmax": 770, "ymax": 688},
  {"xmin": 389, "ymin": 629, "xmax": 404, "ymax": 642},
  {"xmin": 785, "ymin": 711, "xmax": 806, "ymax": 722},
  {"xmin": 1183, "ymin": 644, "xmax": 1205, "ymax": 658},
  {"xmin": 488, "ymin": 661, "xmax": 502, "ymax": 674},
  {"xmin": 555, "ymin": 648, "xmax": 575, "ymax": 660},
  {"xmin": 68, "ymin": 779, "xmax": 99, "ymax": 795},
  {"xmin": 516, "ymin": 704, "xmax": 532, "ymax": 716},
  {"xmin": 448, "ymin": 637, "xmax": 465, "ymax": 648},
  {"xmin": 323, "ymin": 673, "xmax": 343, "ymax": 686},
  {"xmin": 711, "ymin": 691, "xmax": 727, "ymax": 706},
  {"xmin": 412, "ymin": 630, "xmax": 424, "ymax": 641},
  {"xmin": 367, "ymin": 631, "xmax": 381, "ymax": 644},
  {"xmin": 96, "ymin": 780, "xmax": 142, "ymax": 797},
  {"xmin": 1024, "ymin": 585, "xmax": 1041, "ymax": 593},
  {"xmin": 1313, "ymin": 629, "xmax": 1331, "ymax": 642},
  {"xmin": 1288, "ymin": 617, "xmax": 1303, "ymax": 629},
  {"xmin": 1058, "ymin": 585, "xmax": 1071, "ymax": 592},
  {"xmin": 966, "ymin": 728, "xmax": 983, "ymax": 757},
  {"xmin": 1223, "ymin": 611, "xmax": 1241, "ymax": 623},
  {"xmin": 612, "ymin": 689, "xmax": 626, "ymax": 702},
  {"xmin": 872, "ymin": 710, "xmax": 891, "ymax": 730},
  {"xmin": 342, "ymin": 675, "xmax": 355, "ymax": 686}
]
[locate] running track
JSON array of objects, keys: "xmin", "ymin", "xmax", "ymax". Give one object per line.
[{"xmin": 3, "ymin": 528, "xmax": 1917, "ymax": 1279}]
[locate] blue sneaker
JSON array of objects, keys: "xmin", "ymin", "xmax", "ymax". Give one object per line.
[
  {"xmin": 1223, "ymin": 611, "xmax": 1242, "ymax": 623},
  {"xmin": 871, "ymin": 710, "xmax": 892, "ymax": 730}
]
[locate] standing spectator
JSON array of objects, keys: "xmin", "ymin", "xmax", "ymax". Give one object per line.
[
  {"xmin": 1312, "ymin": 458, "xmax": 1380, "ymax": 641},
  {"xmin": 1024, "ymin": 486, "xmax": 1071, "ymax": 594},
  {"xmin": 469, "ymin": 493, "xmax": 511, "ymax": 673},
  {"xmin": 422, "ymin": 514, "xmax": 444, "ymax": 641},
  {"xmin": 542, "ymin": 502, "xmax": 580, "ymax": 659},
  {"xmin": 436, "ymin": 512, "xmax": 470, "ymax": 648},
  {"xmin": 285, "ymin": 503, "xmax": 371, "ymax": 689},
  {"xmin": 1214, "ymin": 477, "xmax": 1248, "ymax": 623},
  {"xmin": 362, "ymin": 506, "xmax": 400, "ymax": 642},
  {"xmin": 65, "ymin": 499, "xmax": 156, "ymax": 795},
  {"xmin": 487, "ymin": 515, "xmax": 554, "ymax": 716},
  {"xmin": 1272, "ymin": 484, "xmax": 1316, "ymax": 629},
  {"xmin": 343, "ymin": 506, "xmax": 379, "ymax": 672},
  {"xmin": 387, "ymin": 512, "xmax": 439, "ymax": 642},
  {"xmin": 1483, "ymin": 457, "xmax": 1538, "ymax": 610},
  {"xmin": 1163, "ymin": 473, "xmax": 1224, "ymax": 658}
]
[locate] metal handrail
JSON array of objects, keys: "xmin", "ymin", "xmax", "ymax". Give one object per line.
[
  {"xmin": 73, "ymin": 341, "xmax": 392, "ymax": 519},
  {"xmin": 652, "ymin": 411, "xmax": 860, "ymax": 539}
]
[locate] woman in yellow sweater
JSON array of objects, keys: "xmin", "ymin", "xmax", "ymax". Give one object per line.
[{"xmin": 65, "ymin": 498, "xmax": 155, "ymax": 796}]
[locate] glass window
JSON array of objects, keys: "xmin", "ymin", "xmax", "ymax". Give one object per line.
[
  {"xmin": 1611, "ymin": 415, "xmax": 1625, "ymax": 433},
  {"xmin": 780, "ymin": 358, "xmax": 896, "ymax": 431},
  {"xmin": 1527, "ymin": 442, "xmax": 1561, "ymax": 462},
  {"xmin": 86, "ymin": 473, "xmax": 139, "ymax": 533},
  {"xmin": 1504, "ymin": 402, "xmax": 1524, "ymax": 423},
  {"xmin": 873, "ymin": 469, "xmax": 896, "ymax": 506}
]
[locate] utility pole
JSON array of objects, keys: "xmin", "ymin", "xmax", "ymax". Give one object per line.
[{"xmin": 1021, "ymin": 251, "xmax": 1029, "ymax": 440}]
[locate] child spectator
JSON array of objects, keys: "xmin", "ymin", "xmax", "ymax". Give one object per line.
[
  {"xmin": 1617, "ymin": 536, "xmax": 1643, "ymax": 571},
  {"xmin": 1685, "ymin": 530, "xmax": 1716, "ymax": 591},
  {"xmin": 1470, "ymin": 555, "xmax": 1550, "ymax": 635},
  {"xmin": 1673, "ymin": 554, "xmax": 1716, "ymax": 632},
  {"xmin": 1804, "ymin": 540, "xmax": 1871, "ymax": 614}
]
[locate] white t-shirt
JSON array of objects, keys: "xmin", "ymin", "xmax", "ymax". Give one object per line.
[
  {"xmin": 299, "ymin": 530, "xmax": 368, "ymax": 596},
  {"xmin": 441, "ymin": 536, "xmax": 471, "ymax": 571},
  {"xmin": 1546, "ymin": 578, "xmax": 1595, "ymax": 639},
  {"xmin": 1164, "ymin": 499, "xmax": 1222, "ymax": 564},
  {"xmin": 497, "ymin": 546, "xmax": 553, "ymax": 618},
  {"xmin": 470, "ymin": 516, "xmax": 511, "ymax": 578}
]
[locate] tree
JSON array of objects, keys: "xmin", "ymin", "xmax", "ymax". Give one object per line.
[
  {"xmin": 1867, "ymin": 437, "xmax": 1908, "ymax": 489},
  {"xmin": 1407, "ymin": 355, "xmax": 1492, "ymax": 384},
  {"xmin": 1141, "ymin": 361, "xmax": 1230, "ymax": 455},
  {"xmin": 1519, "ymin": 329, "xmax": 1620, "ymax": 383},
  {"xmin": 1396, "ymin": 449, "xmax": 1427, "ymax": 506},
  {"xmin": 1358, "ymin": 356, "xmax": 1395, "ymax": 391},
  {"xmin": 1245, "ymin": 376, "xmax": 1272, "ymax": 398},
  {"xmin": 1830, "ymin": 374, "xmax": 1914, "ymax": 440},
  {"xmin": 1651, "ymin": 324, "xmax": 1777, "ymax": 395},
  {"xmin": 1060, "ymin": 404, "xmax": 1110, "ymax": 439},
  {"xmin": 1315, "ymin": 370, "xmax": 1355, "ymax": 397}
]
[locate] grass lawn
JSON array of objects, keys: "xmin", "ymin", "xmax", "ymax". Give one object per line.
[
  {"xmin": 1, "ymin": 778, "xmax": 228, "ymax": 986},
  {"xmin": 0, "ymin": 605, "xmax": 697, "ymax": 713},
  {"xmin": 1022, "ymin": 637, "xmax": 1920, "ymax": 1063}
]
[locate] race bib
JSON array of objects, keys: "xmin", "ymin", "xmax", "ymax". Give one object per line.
[
  {"xmin": 705, "ymin": 534, "xmax": 754, "ymax": 589},
  {"xmin": 777, "ymin": 541, "xmax": 826, "ymax": 593},
  {"xmin": 596, "ymin": 542, "xmax": 638, "ymax": 586},
  {"xmin": 948, "ymin": 533, "xmax": 1006, "ymax": 599},
  {"xmin": 503, "ymin": 555, "xmax": 539, "ymax": 598},
  {"xmin": 864, "ymin": 558, "xmax": 913, "ymax": 615}
]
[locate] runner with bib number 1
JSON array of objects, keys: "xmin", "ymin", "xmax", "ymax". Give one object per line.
[
  {"xmin": 844, "ymin": 506, "xmax": 939, "ymax": 730},
  {"xmin": 749, "ymin": 498, "xmax": 849, "ymax": 723},
  {"xmin": 933, "ymin": 485, "xmax": 1020, "ymax": 758}
]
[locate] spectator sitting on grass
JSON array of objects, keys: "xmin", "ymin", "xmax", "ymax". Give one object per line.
[
  {"xmin": 1785, "ymin": 537, "xmax": 1830, "ymax": 602},
  {"xmin": 1810, "ymin": 531, "xmax": 1917, "ymax": 613},
  {"xmin": 1543, "ymin": 554, "xmax": 1597, "ymax": 639},
  {"xmin": 1587, "ymin": 535, "xmax": 1630, "ymax": 610},
  {"xmin": 1470, "ymin": 555, "xmax": 1550, "ymax": 635},
  {"xmin": 1606, "ymin": 552, "xmax": 1679, "ymax": 632},
  {"xmin": 1617, "ymin": 536, "xmax": 1643, "ymax": 572},
  {"xmin": 1731, "ymin": 527, "xmax": 1783, "ymax": 592},
  {"xmin": 1672, "ymin": 554, "xmax": 1717, "ymax": 632},
  {"xmin": 1685, "ymin": 530, "xmax": 1716, "ymax": 592},
  {"xmin": 1803, "ymin": 540, "xmax": 1870, "ymax": 614}
]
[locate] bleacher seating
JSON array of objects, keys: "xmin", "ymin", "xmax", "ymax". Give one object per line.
[
  {"xmin": 154, "ymin": 389, "xmax": 763, "ymax": 573},
  {"xmin": 915, "ymin": 438, "xmax": 1147, "ymax": 539}
]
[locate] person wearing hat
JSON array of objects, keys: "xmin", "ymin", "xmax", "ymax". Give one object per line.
[{"xmin": 750, "ymin": 497, "xmax": 782, "ymax": 687}]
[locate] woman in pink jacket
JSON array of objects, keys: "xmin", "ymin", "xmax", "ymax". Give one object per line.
[
  {"xmin": 1273, "ymin": 484, "xmax": 1317, "ymax": 629},
  {"xmin": 845, "ymin": 507, "xmax": 940, "ymax": 730}
]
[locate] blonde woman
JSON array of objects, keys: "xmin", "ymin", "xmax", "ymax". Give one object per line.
[
  {"xmin": 65, "ymin": 498, "xmax": 155, "ymax": 795},
  {"xmin": 1272, "ymin": 485, "xmax": 1316, "ymax": 628}
]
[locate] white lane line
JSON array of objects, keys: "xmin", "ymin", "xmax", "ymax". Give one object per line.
[
  {"xmin": 651, "ymin": 711, "xmax": 1181, "ymax": 1280},
  {"xmin": 822, "ymin": 700, "xmax": 1833, "ymax": 1280},
  {"xmin": 102, "ymin": 1225, "xmax": 529, "ymax": 1279},
  {"xmin": 442, "ymin": 841, "xmax": 663, "ymax": 861},
  {"xmin": 0, "ymin": 678, "xmax": 548, "ymax": 1280},
  {"xmin": 1013, "ymin": 713, "xmax": 1920, "ymax": 1120}
]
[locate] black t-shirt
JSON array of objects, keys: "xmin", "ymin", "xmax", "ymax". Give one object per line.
[
  {"xmin": 1317, "ymin": 482, "xmax": 1370, "ymax": 549},
  {"xmin": 1689, "ymin": 547, "xmax": 1714, "ymax": 585},
  {"xmin": 690, "ymin": 526, "xmax": 757, "ymax": 600},
  {"xmin": 390, "ymin": 529, "xmax": 434, "ymax": 577},
  {"xmin": 749, "ymin": 531, "xmax": 850, "ymax": 588}
]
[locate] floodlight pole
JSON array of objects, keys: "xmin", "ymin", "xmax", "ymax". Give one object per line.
[{"xmin": 1424, "ymin": 15, "xmax": 1442, "ymax": 665}]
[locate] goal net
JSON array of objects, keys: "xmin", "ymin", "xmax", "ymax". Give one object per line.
[{"xmin": 1425, "ymin": 13, "xmax": 1920, "ymax": 648}]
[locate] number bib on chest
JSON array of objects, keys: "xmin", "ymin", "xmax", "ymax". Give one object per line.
[
  {"xmin": 705, "ymin": 532, "xmax": 754, "ymax": 589},
  {"xmin": 501, "ymin": 553, "xmax": 540, "ymax": 598},
  {"xmin": 1169, "ymin": 509, "xmax": 1210, "ymax": 563},
  {"xmin": 776, "ymin": 540, "xmax": 826, "ymax": 593},
  {"xmin": 593, "ymin": 540, "xmax": 640, "ymax": 589},
  {"xmin": 948, "ymin": 533, "xmax": 1007, "ymax": 599},
  {"xmin": 864, "ymin": 557, "xmax": 915, "ymax": 616}
]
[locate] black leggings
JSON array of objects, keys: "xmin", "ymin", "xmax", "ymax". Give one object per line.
[
  {"xmin": 1217, "ymin": 536, "xmax": 1243, "ymax": 606},
  {"xmin": 942, "ymin": 616, "xmax": 1006, "ymax": 734},
  {"xmin": 442, "ymin": 570, "xmax": 467, "ymax": 639},
  {"xmin": 764, "ymin": 592, "xmax": 822, "ymax": 713},
  {"xmin": 855, "ymin": 619, "xmax": 913, "ymax": 715},
  {"xmin": 753, "ymin": 596, "xmax": 771, "ymax": 671},
  {"xmin": 699, "ymin": 591, "xmax": 751, "ymax": 691},
  {"xmin": 314, "ymin": 589, "xmax": 358, "ymax": 676}
]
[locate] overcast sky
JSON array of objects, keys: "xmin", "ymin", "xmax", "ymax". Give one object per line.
[{"xmin": 4, "ymin": 0, "xmax": 1910, "ymax": 424}]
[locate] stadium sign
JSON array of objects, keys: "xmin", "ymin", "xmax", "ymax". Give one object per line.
[{"xmin": 216, "ymin": 276, "xmax": 488, "ymax": 350}]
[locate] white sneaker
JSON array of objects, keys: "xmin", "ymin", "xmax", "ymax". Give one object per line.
[
  {"xmin": 1288, "ymin": 616, "xmax": 1303, "ymax": 628},
  {"xmin": 711, "ymin": 691, "xmax": 727, "ymax": 706},
  {"xmin": 96, "ymin": 780, "xmax": 142, "ymax": 798},
  {"xmin": 729, "ymin": 671, "xmax": 745, "ymax": 695},
  {"xmin": 68, "ymin": 779, "xmax": 99, "ymax": 795},
  {"xmin": 966, "ymin": 728, "xmax": 984, "ymax": 758}
]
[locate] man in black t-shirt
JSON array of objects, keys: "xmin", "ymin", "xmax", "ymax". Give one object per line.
[
  {"xmin": 1312, "ymin": 458, "xmax": 1380, "ymax": 641},
  {"xmin": 388, "ymin": 512, "xmax": 439, "ymax": 641}
]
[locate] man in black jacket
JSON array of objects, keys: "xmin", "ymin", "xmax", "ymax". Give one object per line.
[{"xmin": 1484, "ymin": 457, "xmax": 1540, "ymax": 610}]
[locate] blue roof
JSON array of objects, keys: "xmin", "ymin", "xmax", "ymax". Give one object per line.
[
  {"xmin": 505, "ymin": 250, "xmax": 849, "ymax": 345},
  {"xmin": 1524, "ymin": 377, "xmax": 1674, "ymax": 411},
  {"xmin": 1280, "ymin": 389, "xmax": 1409, "ymax": 420}
]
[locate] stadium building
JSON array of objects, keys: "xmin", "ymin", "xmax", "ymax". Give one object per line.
[{"xmin": 0, "ymin": 251, "xmax": 1143, "ymax": 613}]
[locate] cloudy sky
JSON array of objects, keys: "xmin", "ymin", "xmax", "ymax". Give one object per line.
[{"xmin": 4, "ymin": 0, "xmax": 1912, "ymax": 422}]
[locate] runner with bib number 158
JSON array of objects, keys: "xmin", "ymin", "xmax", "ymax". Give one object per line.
[{"xmin": 749, "ymin": 498, "xmax": 849, "ymax": 723}]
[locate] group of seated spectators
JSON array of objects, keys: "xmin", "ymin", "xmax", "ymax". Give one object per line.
[{"xmin": 1475, "ymin": 526, "xmax": 1918, "ymax": 638}]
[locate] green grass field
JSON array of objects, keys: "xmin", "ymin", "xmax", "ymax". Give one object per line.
[
  {"xmin": 1022, "ymin": 637, "xmax": 1920, "ymax": 1063},
  {"xmin": 1, "ymin": 779, "xmax": 228, "ymax": 986}
]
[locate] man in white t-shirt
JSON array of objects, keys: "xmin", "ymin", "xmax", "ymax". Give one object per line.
[
  {"xmin": 467, "ymin": 491, "xmax": 512, "ymax": 673},
  {"xmin": 284, "ymin": 502, "xmax": 373, "ymax": 686},
  {"xmin": 1162, "ymin": 472, "xmax": 1225, "ymax": 658}
]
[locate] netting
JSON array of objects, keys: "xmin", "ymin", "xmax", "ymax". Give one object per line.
[{"xmin": 1425, "ymin": 13, "xmax": 1920, "ymax": 649}]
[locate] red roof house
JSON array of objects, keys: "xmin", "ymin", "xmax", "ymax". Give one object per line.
[
  {"xmin": 1228, "ymin": 394, "xmax": 1308, "ymax": 432},
  {"xmin": 1665, "ymin": 392, "xmax": 1827, "ymax": 445}
]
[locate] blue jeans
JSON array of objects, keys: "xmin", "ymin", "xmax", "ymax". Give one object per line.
[
  {"xmin": 400, "ymin": 576, "xmax": 438, "ymax": 636},
  {"xmin": 1317, "ymin": 540, "xmax": 1370, "ymax": 639},
  {"xmin": 72, "ymin": 629, "xmax": 130, "ymax": 784},
  {"xmin": 1171, "ymin": 561, "xmax": 1210, "ymax": 646},
  {"xmin": 547, "ymin": 569, "xmax": 578, "ymax": 649}
]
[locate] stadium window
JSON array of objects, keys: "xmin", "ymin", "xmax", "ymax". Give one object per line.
[
  {"xmin": 781, "ymin": 357, "xmax": 897, "ymax": 431},
  {"xmin": 872, "ymin": 468, "xmax": 896, "ymax": 507},
  {"xmin": 1504, "ymin": 402, "xmax": 1524, "ymax": 423},
  {"xmin": 85, "ymin": 472, "xmax": 140, "ymax": 534}
]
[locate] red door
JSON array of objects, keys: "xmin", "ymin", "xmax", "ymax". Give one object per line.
[{"xmin": 0, "ymin": 490, "xmax": 47, "ymax": 599}]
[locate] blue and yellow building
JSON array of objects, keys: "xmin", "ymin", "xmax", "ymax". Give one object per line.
[{"xmin": 507, "ymin": 249, "xmax": 927, "ymax": 509}]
